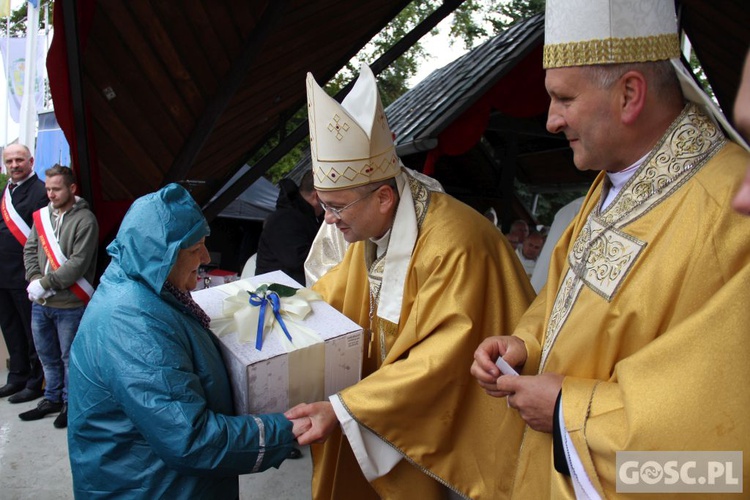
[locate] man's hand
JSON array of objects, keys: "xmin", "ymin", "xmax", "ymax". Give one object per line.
[
  {"xmin": 26, "ymin": 279, "xmax": 45, "ymax": 301},
  {"xmin": 470, "ymin": 335, "xmax": 528, "ymax": 397},
  {"xmin": 498, "ymin": 373, "xmax": 563, "ymax": 433},
  {"xmin": 284, "ymin": 402, "xmax": 339, "ymax": 446}
]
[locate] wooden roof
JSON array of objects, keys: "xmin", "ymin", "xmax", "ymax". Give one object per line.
[
  {"xmin": 381, "ymin": 2, "xmax": 750, "ymax": 222},
  {"xmin": 47, "ymin": 0, "xmax": 425, "ymax": 236},
  {"xmin": 47, "ymin": 0, "xmax": 749, "ymax": 235}
]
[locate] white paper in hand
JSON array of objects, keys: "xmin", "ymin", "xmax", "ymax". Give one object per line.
[{"xmin": 495, "ymin": 356, "xmax": 519, "ymax": 376}]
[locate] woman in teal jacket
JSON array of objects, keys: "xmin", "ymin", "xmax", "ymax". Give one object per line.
[{"xmin": 68, "ymin": 184, "xmax": 302, "ymax": 498}]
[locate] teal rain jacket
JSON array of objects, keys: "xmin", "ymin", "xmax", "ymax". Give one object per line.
[{"xmin": 68, "ymin": 184, "xmax": 295, "ymax": 499}]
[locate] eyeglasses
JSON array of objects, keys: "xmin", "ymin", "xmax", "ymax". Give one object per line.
[{"xmin": 319, "ymin": 188, "xmax": 379, "ymax": 220}]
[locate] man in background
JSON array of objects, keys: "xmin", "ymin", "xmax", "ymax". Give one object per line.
[
  {"xmin": 255, "ymin": 170, "xmax": 323, "ymax": 285},
  {"xmin": 530, "ymin": 196, "xmax": 585, "ymax": 293},
  {"xmin": 21, "ymin": 165, "xmax": 98, "ymax": 428},
  {"xmin": 504, "ymin": 218, "xmax": 528, "ymax": 249},
  {"xmin": 0, "ymin": 144, "xmax": 47, "ymax": 404},
  {"xmin": 515, "ymin": 230, "xmax": 544, "ymax": 278}
]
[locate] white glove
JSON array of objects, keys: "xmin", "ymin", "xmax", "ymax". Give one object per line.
[{"xmin": 26, "ymin": 279, "xmax": 54, "ymax": 301}]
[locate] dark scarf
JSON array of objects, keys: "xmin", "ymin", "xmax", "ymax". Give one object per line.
[{"xmin": 163, "ymin": 280, "xmax": 212, "ymax": 329}]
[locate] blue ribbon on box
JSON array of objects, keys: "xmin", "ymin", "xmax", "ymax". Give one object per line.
[
  {"xmin": 205, "ymin": 279, "xmax": 328, "ymax": 410},
  {"xmin": 210, "ymin": 281, "xmax": 323, "ymax": 353},
  {"xmin": 248, "ymin": 290, "xmax": 293, "ymax": 351}
]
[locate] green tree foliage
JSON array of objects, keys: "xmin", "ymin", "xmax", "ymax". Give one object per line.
[
  {"xmin": 0, "ymin": 0, "xmax": 53, "ymax": 36},
  {"xmin": 264, "ymin": 1, "xmax": 443, "ymax": 183}
]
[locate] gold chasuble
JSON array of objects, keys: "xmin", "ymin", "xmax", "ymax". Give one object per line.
[
  {"xmin": 312, "ymin": 174, "xmax": 535, "ymax": 499},
  {"xmin": 501, "ymin": 104, "xmax": 750, "ymax": 499}
]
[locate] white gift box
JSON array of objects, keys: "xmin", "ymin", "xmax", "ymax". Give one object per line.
[{"xmin": 192, "ymin": 270, "xmax": 363, "ymax": 415}]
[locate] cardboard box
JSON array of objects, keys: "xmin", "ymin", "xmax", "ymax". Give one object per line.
[{"xmin": 192, "ymin": 270, "xmax": 363, "ymax": 415}]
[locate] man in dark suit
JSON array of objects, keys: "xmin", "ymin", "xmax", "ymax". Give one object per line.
[{"xmin": 0, "ymin": 144, "xmax": 48, "ymax": 403}]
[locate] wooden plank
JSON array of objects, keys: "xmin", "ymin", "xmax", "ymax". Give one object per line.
[
  {"xmin": 83, "ymin": 78, "xmax": 164, "ymax": 187},
  {"xmin": 84, "ymin": 42, "xmax": 180, "ymax": 161},
  {"xmin": 162, "ymin": 0, "xmax": 292, "ymax": 186},
  {"xmin": 184, "ymin": 0, "xmax": 232, "ymax": 76},
  {"xmin": 149, "ymin": 0, "xmax": 218, "ymax": 97},
  {"xmin": 96, "ymin": 2, "xmax": 198, "ymax": 135}
]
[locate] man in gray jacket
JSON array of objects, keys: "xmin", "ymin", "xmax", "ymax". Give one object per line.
[{"xmin": 21, "ymin": 165, "xmax": 98, "ymax": 428}]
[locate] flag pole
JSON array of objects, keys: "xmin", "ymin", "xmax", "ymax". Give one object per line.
[
  {"xmin": 44, "ymin": 0, "xmax": 49, "ymax": 110},
  {"xmin": 3, "ymin": 11, "xmax": 9, "ymax": 153},
  {"xmin": 19, "ymin": 0, "xmax": 39, "ymax": 149}
]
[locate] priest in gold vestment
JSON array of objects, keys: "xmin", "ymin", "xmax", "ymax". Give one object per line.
[
  {"xmin": 285, "ymin": 65, "xmax": 534, "ymax": 498},
  {"xmin": 471, "ymin": 1, "xmax": 750, "ymax": 498}
]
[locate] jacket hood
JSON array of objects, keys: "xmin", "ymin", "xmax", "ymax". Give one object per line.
[
  {"xmin": 106, "ymin": 183, "xmax": 210, "ymax": 294},
  {"xmin": 44, "ymin": 195, "xmax": 90, "ymax": 214},
  {"xmin": 72, "ymin": 196, "xmax": 90, "ymax": 212}
]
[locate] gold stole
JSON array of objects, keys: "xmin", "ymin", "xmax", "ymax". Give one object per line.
[{"xmin": 541, "ymin": 103, "xmax": 726, "ymax": 370}]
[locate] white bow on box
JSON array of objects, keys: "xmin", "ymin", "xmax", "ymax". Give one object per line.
[{"xmin": 210, "ymin": 282, "xmax": 323, "ymax": 352}]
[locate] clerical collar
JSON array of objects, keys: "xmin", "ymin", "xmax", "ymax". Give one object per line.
[
  {"xmin": 370, "ymin": 228, "xmax": 391, "ymax": 259},
  {"xmin": 601, "ymin": 152, "xmax": 649, "ymax": 210}
]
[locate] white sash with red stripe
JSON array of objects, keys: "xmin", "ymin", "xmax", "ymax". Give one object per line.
[
  {"xmin": 1, "ymin": 185, "xmax": 31, "ymax": 246},
  {"xmin": 33, "ymin": 206, "xmax": 94, "ymax": 304}
]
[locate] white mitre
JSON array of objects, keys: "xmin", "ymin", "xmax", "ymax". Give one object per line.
[
  {"xmin": 543, "ymin": 0, "xmax": 680, "ymax": 68},
  {"xmin": 306, "ymin": 64, "xmax": 400, "ymax": 191},
  {"xmin": 544, "ymin": 0, "xmax": 748, "ymax": 149}
]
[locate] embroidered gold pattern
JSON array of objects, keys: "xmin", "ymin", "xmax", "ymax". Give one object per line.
[
  {"xmin": 406, "ymin": 170, "xmax": 431, "ymax": 227},
  {"xmin": 316, "ymin": 152, "xmax": 399, "ymax": 188},
  {"xmin": 600, "ymin": 105, "xmax": 724, "ymax": 225},
  {"xmin": 326, "ymin": 114, "xmax": 350, "ymax": 141},
  {"xmin": 543, "ymin": 33, "xmax": 680, "ymax": 69},
  {"xmin": 570, "ymin": 219, "xmax": 645, "ymax": 299},
  {"xmin": 366, "ymin": 172, "xmax": 432, "ymax": 363},
  {"xmin": 539, "ymin": 104, "xmax": 725, "ymax": 370}
]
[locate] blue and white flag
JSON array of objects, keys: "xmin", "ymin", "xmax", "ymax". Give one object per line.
[{"xmin": 0, "ymin": 36, "xmax": 47, "ymax": 123}]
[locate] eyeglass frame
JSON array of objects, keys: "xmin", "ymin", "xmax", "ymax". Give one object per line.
[{"xmin": 318, "ymin": 187, "xmax": 380, "ymax": 220}]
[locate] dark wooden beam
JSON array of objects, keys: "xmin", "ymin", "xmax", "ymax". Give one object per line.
[
  {"xmin": 202, "ymin": 122, "xmax": 308, "ymax": 221},
  {"xmin": 62, "ymin": 0, "xmax": 94, "ymax": 211},
  {"xmin": 202, "ymin": 0, "xmax": 469, "ymax": 221},
  {"xmin": 161, "ymin": 0, "xmax": 290, "ymax": 186}
]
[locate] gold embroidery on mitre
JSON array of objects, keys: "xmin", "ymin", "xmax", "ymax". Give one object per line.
[
  {"xmin": 543, "ymin": 33, "xmax": 680, "ymax": 69},
  {"xmin": 314, "ymin": 153, "xmax": 399, "ymax": 190},
  {"xmin": 306, "ymin": 66, "xmax": 400, "ymax": 191},
  {"xmin": 327, "ymin": 114, "xmax": 350, "ymax": 140}
]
